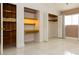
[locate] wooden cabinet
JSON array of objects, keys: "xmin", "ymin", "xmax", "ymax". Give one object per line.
[{"xmin": 3, "ymin": 3, "xmax": 16, "ymax": 48}]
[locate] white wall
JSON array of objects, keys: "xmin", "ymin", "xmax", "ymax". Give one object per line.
[
  {"xmin": 16, "ymin": 4, "xmax": 24, "ymax": 48},
  {"xmin": 58, "ymin": 15, "xmax": 63, "ymax": 38},
  {"xmin": 43, "ymin": 12, "xmax": 48, "ymax": 41},
  {"xmin": 15, "ymin": 3, "xmax": 60, "ymax": 48}
]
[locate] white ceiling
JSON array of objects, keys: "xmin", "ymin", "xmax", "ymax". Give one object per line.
[{"xmin": 44, "ymin": 3, "xmax": 79, "ymax": 11}]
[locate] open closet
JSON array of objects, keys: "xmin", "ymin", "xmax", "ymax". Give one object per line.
[
  {"xmin": 24, "ymin": 7, "xmax": 39, "ymax": 43},
  {"xmin": 48, "ymin": 13, "xmax": 58, "ymax": 39},
  {"xmin": 3, "ymin": 3, "xmax": 16, "ymax": 48}
]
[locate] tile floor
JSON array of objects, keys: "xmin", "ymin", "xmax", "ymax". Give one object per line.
[{"xmin": 3, "ymin": 38, "xmax": 79, "ymax": 55}]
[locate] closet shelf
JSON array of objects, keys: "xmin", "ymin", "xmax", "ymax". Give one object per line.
[
  {"xmin": 3, "ymin": 18, "xmax": 16, "ymax": 22},
  {"xmin": 48, "ymin": 20, "xmax": 57, "ymax": 22},
  {"xmin": 3, "ymin": 20, "xmax": 16, "ymax": 22},
  {"xmin": 24, "ymin": 17, "xmax": 38, "ymax": 20},
  {"xmin": 3, "ymin": 30, "xmax": 16, "ymax": 31},
  {"xmin": 24, "ymin": 30, "xmax": 39, "ymax": 33},
  {"xmin": 3, "ymin": 10, "xmax": 16, "ymax": 13},
  {"xmin": 24, "ymin": 23, "xmax": 35, "ymax": 25}
]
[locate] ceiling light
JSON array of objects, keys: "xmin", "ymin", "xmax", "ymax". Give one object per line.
[{"xmin": 65, "ymin": 3, "xmax": 69, "ymax": 6}]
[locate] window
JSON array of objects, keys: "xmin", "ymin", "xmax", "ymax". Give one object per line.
[{"xmin": 65, "ymin": 14, "xmax": 79, "ymax": 25}]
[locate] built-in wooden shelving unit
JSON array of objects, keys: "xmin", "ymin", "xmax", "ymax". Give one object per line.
[
  {"xmin": 48, "ymin": 13, "xmax": 58, "ymax": 22},
  {"xmin": 24, "ymin": 7, "xmax": 39, "ymax": 33},
  {"xmin": 3, "ymin": 3, "xmax": 16, "ymax": 48}
]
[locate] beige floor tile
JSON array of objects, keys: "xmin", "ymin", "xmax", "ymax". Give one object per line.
[{"xmin": 3, "ymin": 38, "xmax": 79, "ymax": 55}]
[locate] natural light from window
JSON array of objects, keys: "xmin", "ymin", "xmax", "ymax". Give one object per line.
[{"xmin": 65, "ymin": 14, "xmax": 79, "ymax": 25}]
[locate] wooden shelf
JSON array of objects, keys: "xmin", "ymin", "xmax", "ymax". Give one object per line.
[
  {"xmin": 24, "ymin": 7, "xmax": 37, "ymax": 13},
  {"xmin": 48, "ymin": 20, "xmax": 57, "ymax": 22},
  {"xmin": 24, "ymin": 17, "xmax": 38, "ymax": 20},
  {"xmin": 3, "ymin": 10, "xmax": 16, "ymax": 14},
  {"xmin": 24, "ymin": 23, "xmax": 35, "ymax": 25},
  {"xmin": 3, "ymin": 30, "xmax": 16, "ymax": 31},
  {"xmin": 49, "ymin": 17, "xmax": 58, "ymax": 20},
  {"xmin": 3, "ymin": 20, "xmax": 16, "ymax": 22},
  {"xmin": 24, "ymin": 30, "xmax": 39, "ymax": 33},
  {"xmin": 3, "ymin": 18, "xmax": 16, "ymax": 22},
  {"xmin": 49, "ymin": 13, "xmax": 57, "ymax": 17}
]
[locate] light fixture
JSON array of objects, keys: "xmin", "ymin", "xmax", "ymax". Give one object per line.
[{"xmin": 65, "ymin": 3, "xmax": 69, "ymax": 6}]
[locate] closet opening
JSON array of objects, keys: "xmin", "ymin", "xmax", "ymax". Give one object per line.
[
  {"xmin": 3, "ymin": 3, "xmax": 16, "ymax": 48},
  {"xmin": 48, "ymin": 13, "xmax": 58, "ymax": 39},
  {"xmin": 24, "ymin": 7, "xmax": 39, "ymax": 44}
]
